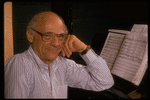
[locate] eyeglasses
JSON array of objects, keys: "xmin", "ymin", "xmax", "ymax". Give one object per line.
[{"xmin": 30, "ymin": 28, "xmax": 68, "ymax": 43}]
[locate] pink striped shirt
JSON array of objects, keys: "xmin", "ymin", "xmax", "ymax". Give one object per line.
[{"xmin": 4, "ymin": 46, "xmax": 114, "ymax": 98}]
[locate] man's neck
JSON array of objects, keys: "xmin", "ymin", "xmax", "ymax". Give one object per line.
[{"xmin": 42, "ymin": 59, "xmax": 51, "ymax": 66}]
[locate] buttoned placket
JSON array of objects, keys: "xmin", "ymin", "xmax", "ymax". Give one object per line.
[
  {"xmin": 41, "ymin": 61, "xmax": 62, "ymax": 99},
  {"xmin": 39, "ymin": 63, "xmax": 53, "ymax": 97},
  {"xmin": 49, "ymin": 60, "xmax": 59, "ymax": 98},
  {"xmin": 40, "ymin": 60, "xmax": 59, "ymax": 98},
  {"xmin": 48, "ymin": 64, "xmax": 53, "ymax": 96}
]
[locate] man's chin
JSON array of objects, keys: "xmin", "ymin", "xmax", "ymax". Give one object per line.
[
  {"xmin": 41, "ymin": 55, "xmax": 58, "ymax": 64},
  {"xmin": 46, "ymin": 54, "xmax": 59, "ymax": 61}
]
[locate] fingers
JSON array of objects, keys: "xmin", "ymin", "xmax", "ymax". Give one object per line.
[
  {"xmin": 65, "ymin": 35, "xmax": 73, "ymax": 56},
  {"xmin": 61, "ymin": 34, "xmax": 87, "ymax": 57},
  {"xmin": 61, "ymin": 35, "xmax": 73, "ymax": 58},
  {"xmin": 62, "ymin": 46, "xmax": 72, "ymax": 58},
  {"xmin": 68, "ymin": 36, "xmax": 74, "ymax": 52},
  {"xmin": 61, "ymin": 47, "xmax": 65, "ymax": 57}
]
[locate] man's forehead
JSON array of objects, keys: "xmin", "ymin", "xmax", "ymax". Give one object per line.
[
  {"xmin": 38, "ymin": 12, "xmax": 62, "ymax": 23},
  {"xmin": 36, "ymin": 14, "xmax": 65, "ymax": 33}
]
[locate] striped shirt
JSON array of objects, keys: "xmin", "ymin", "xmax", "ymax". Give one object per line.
[{"xmin": 4, "ymin": 46, "xmax": 114, "ymax": 99}]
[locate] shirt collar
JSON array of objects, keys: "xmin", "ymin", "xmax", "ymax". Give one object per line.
[{"xmin": 27, "ymin": 46, "xmax": 59, "ymax": 71}]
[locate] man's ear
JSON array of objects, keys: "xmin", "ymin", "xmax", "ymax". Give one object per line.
[{"xmin": 26, "ymin": 30, "xmax": 33, "ymax": 43}]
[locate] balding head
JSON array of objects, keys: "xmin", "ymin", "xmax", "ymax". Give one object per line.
[{"xmin": 27, "ymin": 11, "xmax": 68, "ymax": 35}]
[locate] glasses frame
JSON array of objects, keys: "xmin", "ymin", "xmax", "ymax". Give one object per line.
[{"xmin": 30, "ymin": 28, "xmax": 68, "ymax": 43}]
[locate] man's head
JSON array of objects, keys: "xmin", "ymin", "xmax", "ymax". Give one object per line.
[{"xmin": 26, "ymin": 12, "xmax": 68, "ymax": 64}]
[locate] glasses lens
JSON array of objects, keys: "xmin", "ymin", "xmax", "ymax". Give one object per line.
[
  {"xmin": 43, "ymin": 32, "xmax": 53, "ymax": 41},
  {"xmin": 57, "ymin": 34, "xmax": 68, "ymax": 43},
  {"xmin": 43, "ymin": 32, "xmax": 67, "ymax": 43}
]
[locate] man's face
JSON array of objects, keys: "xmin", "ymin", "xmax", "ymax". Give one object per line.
[{"xmin": 29, "ymin": 14, "xmax": 66, "ymax": 64}]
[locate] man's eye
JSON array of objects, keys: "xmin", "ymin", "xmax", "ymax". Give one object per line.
[
  {"xmin": 43, "ymin": 34, "xmax": 51, "ymax": 40},
  {"xmin": 45, "ymin": 34, "xmax": 50, "ymax": 37},
  {"xmin": 44, "ymin": 33, "xmax": 53, "ymax": 37},
  {"xmin": 57, "ymin": 34, "xmax": 65, "ymax": 38}
]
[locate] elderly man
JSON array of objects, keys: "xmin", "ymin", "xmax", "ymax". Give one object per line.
[{"xmin": 4, "ymin": 12, "xmax": 114, "ymax": 98}]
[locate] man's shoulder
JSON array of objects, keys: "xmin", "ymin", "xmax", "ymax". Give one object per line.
[
  {"xmin": 4, "ymin": 50, "xmax": 34, "ymax": 74},
  {"xmin": 5, "ymin": 53, "xmax": 23, "ymax": 64},
  {"xmin": 5, "ymin": 50, "xmax": 31, "ymax": 66},
  {"xmin": 4, "ymin": 53, "xmax": 24, "ymax": 72}
]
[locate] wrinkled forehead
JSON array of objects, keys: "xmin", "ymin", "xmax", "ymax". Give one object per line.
[{"xmin": 36, "ymin": 13, "xmax": 65, "ymax": 33}]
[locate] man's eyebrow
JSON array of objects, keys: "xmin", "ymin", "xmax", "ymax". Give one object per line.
[
  {"xmin": 44, "ymin": 31, "xmax": 67, "ymax": 34},
  {"xmin": 44, "ymin": 31, "xmax": 54, "ymax": 34}
]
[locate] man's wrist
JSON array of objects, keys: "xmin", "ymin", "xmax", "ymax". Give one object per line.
[
  {"xmin": 80, "ymin": 45, "xmax": 91, "ymax": 55},
  {"xmin": 79, "ymin": 48, "xmax": 97, "ymax": 65},
  {"xmin": 78, "ymin": 44, "xmax": 87, "ymax": 53}
]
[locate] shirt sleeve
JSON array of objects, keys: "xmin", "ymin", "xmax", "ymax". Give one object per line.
[
  {"xmin": 4, "ymin": 54, "xmax": 30, "ymax": 98},
  {"xmin": 65, "ymin": 49, "xmax": 114, "ymax": 91}
]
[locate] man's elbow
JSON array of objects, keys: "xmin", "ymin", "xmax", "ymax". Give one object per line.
[
  {"xmin": 102, "ymin": 76, "xmax": 114, "ymax": 91},
  {"xmin": 107, "ymin": 77, "xmax": 114, "ymax": 89}
]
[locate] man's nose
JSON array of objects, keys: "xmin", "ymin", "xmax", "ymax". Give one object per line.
[{"xmin": 51, "ymin": 35, "xmax": 60, "ymax": 46}]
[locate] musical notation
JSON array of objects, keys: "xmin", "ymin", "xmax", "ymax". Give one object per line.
[
  {"xmin": 111, "ymin": 35, "xmax": 147, "ymax": 82},
  {"xmin": 101, "ymin": 24, "xmax": 148, "ymax": 85},
  {"xmin": 100, "ymin": 32, "xmax": 126, "ymax": 70}
]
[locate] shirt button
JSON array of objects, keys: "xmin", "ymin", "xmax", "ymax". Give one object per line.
[{"xmin": 56, "ymin": 82, "xmax": 59, "ymax": 86}]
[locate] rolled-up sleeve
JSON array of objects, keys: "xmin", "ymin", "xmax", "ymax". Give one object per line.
[{"xmin": 65, "ymin": 49, "xmax": 114, "ymax": 91}]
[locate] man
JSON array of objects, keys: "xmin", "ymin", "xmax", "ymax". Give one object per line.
[{"xmin": 4, "ymin": 12, "xmax": 114, "ymax": 98}]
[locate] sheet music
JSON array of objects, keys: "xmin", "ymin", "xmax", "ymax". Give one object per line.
[
  {"xmin": 100, "ymin": 32, "xmax": 126, "ymax": 70},
  {"xmin": 111, "ymin": 25, "xmax": 148, "ymax": 83},
  {"xmin": 132, "ymin": 45, "xmax": 148, "ymax": 85},
  {"xmin": 131, "ymin": 24, "xmax": 147, "ymax": 36}
]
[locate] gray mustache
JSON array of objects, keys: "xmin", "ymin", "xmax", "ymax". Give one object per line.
[{"xmin": 46, "ymin": 46, "xmax": 61, "ymax": 51}]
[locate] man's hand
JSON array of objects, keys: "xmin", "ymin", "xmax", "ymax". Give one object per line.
[{"xmin": 61, "ymin": 35, "xmax": 87, "ymax": 57}]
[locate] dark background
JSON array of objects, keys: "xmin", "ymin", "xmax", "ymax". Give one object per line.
[
  {"xmin": 13, "ymin": 2, "xmax": 148, "ymax": 54},
  {"xmin": 12, "ymin": 2, "xmax": 148, "ymax": 98}
]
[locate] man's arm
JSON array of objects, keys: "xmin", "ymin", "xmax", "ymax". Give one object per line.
[
  {"xmin": 62, "ymin": 35, "xmax": 114, "ymax": 91},
  {"xmin": 64, "ymin": 49, "xmax": 114, "ymax": 91}
]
